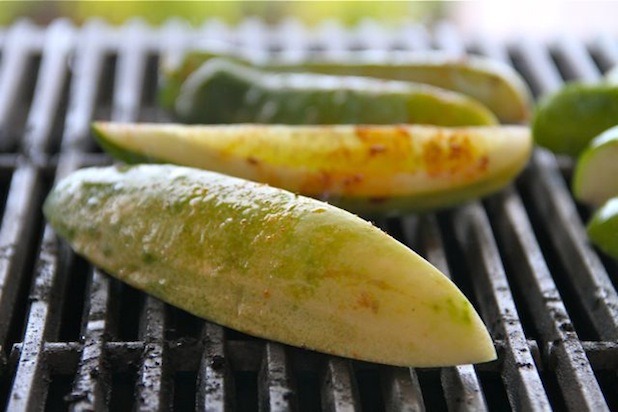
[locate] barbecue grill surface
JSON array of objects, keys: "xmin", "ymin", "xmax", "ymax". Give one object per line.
[{"xmin": 1, "ymin": 19, "xmax": 618, "ymax": 411}]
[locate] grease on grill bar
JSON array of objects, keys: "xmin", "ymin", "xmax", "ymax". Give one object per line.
[{"xmin": 0, "ymin": 19, "xmax": 617, "ymax": 411}]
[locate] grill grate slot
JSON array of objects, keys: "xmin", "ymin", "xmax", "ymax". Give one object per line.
[{"xmin": 0, "ymin": 19, "xmax": 617, "ymax": 411}]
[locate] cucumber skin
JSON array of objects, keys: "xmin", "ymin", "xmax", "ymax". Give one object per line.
[
  {"xmin": 159, "ymin": 50, "xmax": 532, "ymax": 124},
  {"xmin": 533, "ymin": 83, "xmax": 618, "ymax": 156},
  {"xmin": 174, "ymin": 59, "xmax": 497, "ymax": 127}
]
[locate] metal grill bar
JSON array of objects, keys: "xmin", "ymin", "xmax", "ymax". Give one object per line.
[
  {"xmin": 489, "ymin": 187, "xmax": 607, "ymax": 410},
  {"xmin": 453, "ymin": 203, "xmax": 551, "ymax": 410},
  {"xmin": 125, "ymin": 21, "xmax": 173, "ymax": 412},
  {"xmin": 258, "ymin": 343, "xmax": 296, "ymax": 410},
  {"xmin": 0, "ymin": 165, "xmax": 41, "ymax": 351},
  {"xmin": 414, "ymin": 215, "xmax": 488, "ymax": 411},
  {"xmin": 552, "ymin": 36, "xmax": 601, "ymax": 82},
  {"xmin": 590, "ymin": 35, "xmax": 618, "ymax": 72},
  {"xmin": 196, "ymin": 322, "xmax": 232, "ymax": 410},
  {"xmin": 61, "ymin": 20, "xmax": 108, "ymax": 153},
  {"xmin": 436, "ymin": 30, "xmax": 552, "ymax": 411},
  {"xmin": 6, "ymin": 222, "xmax": 66, "ymax": 411},
  {"xmin": 20, "ymin": 20, "xmax": 73, "ymax": 158},
  {"xmin": 380, "ymin": 365, "xmax": 424, "ymax": 411},
  {"xmin": 1, "ymin": 19, "xmax": 618, "ymax": 411},
  {"xmin": 474, "ymin": 37, "xmax": 608, "ymax": 410},
  {"xmin": 5, "ymin": 20, "xmax": 80, "ymax": 411},
  {"xmin": 0, "ymin": 20, "xmax": 41, "ymax": 152},
  {"xmin": 515, "ymin": 40, "xmax": 618, "ymax": 340},
  {"xmin": 321, "ymin": 358, "xmax": 359, "ymax": 411},
  {"xmin": 136, "ymin": 298, "xmax": 170, "ymax": 411},
  {"xmin": 69, "ymin": 269, "xmax": 113, "ymax": 411}
]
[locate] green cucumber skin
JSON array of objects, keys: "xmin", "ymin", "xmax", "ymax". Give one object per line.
[
  {"xmin": 533, "ymin": 83, "xmax": 618, "ymax": 156},
  {"xmin": 175, "ymin": 59, "xmax": 497, "ymax": 126},
  {"xmin": 159, "ymin": 50, "xmax": 531, "ymax": 123}
]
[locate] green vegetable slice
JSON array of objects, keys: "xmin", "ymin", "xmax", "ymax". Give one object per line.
[
  {"xmin": 92, "ymin": 122, "xmax": 532, "ymax": 215},
  {"xmin": 160, "ymin": 49, "xmax": 531, "ymax": 124},
  {"xmin": 532, "ymin": 83, "xmax": 618, "ymax": 156},
  {"xmin": 573, "ymin": 125, "xmax": 618, "ymax": 207},
  {"xmin": 44, "ymin": 164, "xmax": 496, "ymax": 367},
  {"xmin": 174, "ymin": 58, "xmax": 497, "ymax": 126}
]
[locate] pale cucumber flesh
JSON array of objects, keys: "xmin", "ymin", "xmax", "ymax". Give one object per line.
[
  {"xmin": 573, "ymin": 127, "xmax": 618, "ymax": 207},
  {"xmin": 44, "ymin": 164, "xmax": 496, "ymax": 367}
]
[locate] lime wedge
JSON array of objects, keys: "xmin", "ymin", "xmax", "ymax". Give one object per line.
[{"xmin": 573, "ymin": 125, "xmax": 618, "ymax": 207}]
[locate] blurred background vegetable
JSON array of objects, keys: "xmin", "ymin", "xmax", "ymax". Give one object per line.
[
  {"xmin": 0, "ymin": 1, "xmax": 445, "ymax": 27},
  {"xmin": 3, "ymin": 1, "xmax": 617, "ymax": 41}
]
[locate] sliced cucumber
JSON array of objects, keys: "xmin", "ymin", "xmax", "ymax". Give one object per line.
[
  {"xmin": 573, "ymin": 125, "xmax": 618, "ymax": 207},
  {"xmin": 44, "ymin": 164, "xmax": 496, "ymax": 367},
  {"xmin": 93, "ymin": 122, "xmax": 532, "ymax": 215},
  {"xmin": 175, "ymin": 58, "xmax": 498, "ymax": 126}
]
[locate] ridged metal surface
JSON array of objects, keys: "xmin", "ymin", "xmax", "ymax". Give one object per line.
[{"xmin": 0, "ymin": 18, "xmax": 617, "ymax": 411}]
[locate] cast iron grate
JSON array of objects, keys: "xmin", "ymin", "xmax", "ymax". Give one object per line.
[{"xmin": 0, "ymin": 18, "xmax": 617, "ymax": 411}]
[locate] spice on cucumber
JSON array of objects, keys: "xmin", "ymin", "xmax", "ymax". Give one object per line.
[{"xmin": 92, "ymin": 123, "xmax": 532, "ymax": 215}]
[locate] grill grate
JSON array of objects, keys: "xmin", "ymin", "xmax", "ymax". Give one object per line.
[{"xmin": 1, "ymin": 18, "xmax": 618, "ymax": 411}]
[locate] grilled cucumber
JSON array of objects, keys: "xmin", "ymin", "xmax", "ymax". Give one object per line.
[
  {"xmin": 92, "ymin": 122, "xmax": 531, "ymax": 215},
  {"xmin": 174, "ymin": 58, "xmax": 498, "ymax": 126},
  {"xmin": 160, "ymin": 49, "xmax": 531, "ymax": 123},
  {"xmin": 44, "ymin": 164, "xmax": 496, "ymax": 367}
]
